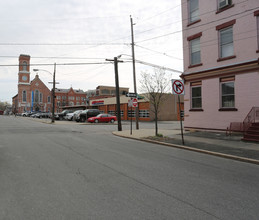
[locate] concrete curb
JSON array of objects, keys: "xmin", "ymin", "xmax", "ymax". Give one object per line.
[{"xmin": 113, "ymin": 132, "xmax": 259, "ymax": 166}]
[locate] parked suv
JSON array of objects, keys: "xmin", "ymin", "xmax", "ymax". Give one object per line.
[
  {"xmin": 76, "ymin": 109, "xmax": 100, "ymax": 122},
  {"xmin": 55, "ymin": 110, "xmax": 74, "ymax": 120}
]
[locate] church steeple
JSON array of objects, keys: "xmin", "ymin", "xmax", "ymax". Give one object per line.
[{"xmin": 18, "ymin": 54, "xmax": 30, "ymax": 84}]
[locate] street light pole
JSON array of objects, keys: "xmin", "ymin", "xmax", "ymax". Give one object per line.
[
  {"xmin": 33, "ymin": 63, "xmax": 58, "ymax": 123},
  {"xmin": 51, "ymin": 63, "xmax": 56, "ymax": 123}
]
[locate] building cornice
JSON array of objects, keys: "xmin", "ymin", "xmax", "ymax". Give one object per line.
[
  {"xmin": 182, "ymin": 59, "xmax": 259, "ymax": 82},
  {"xmin": 19, "ymin": 71, "xmax": 30, "ymax": 74},
  {"xmin": 18, "ymin": 82, "xmax": 30, "ymax": 85}
]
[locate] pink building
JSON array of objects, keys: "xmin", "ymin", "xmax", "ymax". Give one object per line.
[{"xmin": 181, "ymin": 0, "xmax": 259, "ymax": 134}]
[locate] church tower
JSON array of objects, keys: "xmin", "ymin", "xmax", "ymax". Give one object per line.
[{"xmin": 18, "ymin": 54, "xmax": 31, "ymax": 112}]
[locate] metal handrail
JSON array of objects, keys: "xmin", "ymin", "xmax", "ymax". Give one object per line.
[{"xmin": 243, "ymin": 107, "xmax": 259, "ymax": 133}]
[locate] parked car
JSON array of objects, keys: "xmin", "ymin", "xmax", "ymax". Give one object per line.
[
  {"xmin": 34, "ymin": 112, "xmax": 51, "ymax": 118},
  {"xmin": 56, "ymin": 110, "xmax": 74, "ymax": 120},
  {"xmin": 88, "ymin": 114, "xmax": 117, "ymax": 123},
  {"xmin": 76, "ymin": 109, "xmax": 100, "ymax": 122},
  {"xmin": 72, "ymin": 110, "xmax": 83, "ymax": 121},
  {"xmin": 22, "ymin": 111, "xmax": 35, "ymax": 117}
]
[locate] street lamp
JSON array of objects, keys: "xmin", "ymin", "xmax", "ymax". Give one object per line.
[{"xmin": 33, "ymin": 63, "xmax": 57, "ymax": 123}]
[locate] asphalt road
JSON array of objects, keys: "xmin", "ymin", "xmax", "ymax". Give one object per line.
[{"xmin": 0, "ymin": 116, "xmax": 259, "ymax": 220}]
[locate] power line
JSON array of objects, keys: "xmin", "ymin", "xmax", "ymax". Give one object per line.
[
  {"xmin": 0, "ymin": 43, "xmax": 128, "ymax": 46},
  {"xmin": 135, "ymin": 59, "xmax": 182, "ymax": 73},
  {"xmin": 135, "ymin": 44, "xmax": 183, "ymax": 60},
  {"xmin": 136, "ymin": 3, "xmax": 259, "ymax": 44}
]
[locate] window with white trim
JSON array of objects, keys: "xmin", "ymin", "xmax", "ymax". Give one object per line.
[
  {"xmin": 108, "ymin": 110, "xmax": 115, "ymax": 116},
  {"xmin": 139, "ymin": 110, "xmax": 149, "ymax": 118},
  {"xmin": 219, "ymin": 26, "xmax": 233, "ymax": 58},
  {"xmin": 190, "ymin": 37, "xmax": 201, "ymax": 65},
  {"xmin": 47, "ymin": 96, "xmax": 51, "ymax": 103},
  {"xmin": 218, "ymin": 0, "xmax": 231, "ymax": 10},
  {"xmin": 128, "ymin": 110, "xmax": 136, "ymax": 118},
  {"xmin": 189, "ymin": 0, "xmax": 199, "ymax": 23}
]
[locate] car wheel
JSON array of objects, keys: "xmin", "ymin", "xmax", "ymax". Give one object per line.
[
  {"xmin": 110, "ymin": 119, "xmax": 115, "ymax": 123},
  {"xmin": 94, "ymin": 119, "xmax": 99, "ymax": 123}
]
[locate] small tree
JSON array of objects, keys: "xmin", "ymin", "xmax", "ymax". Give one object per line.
[{"xmin": 140, "ymin": 68, "xmax": 170, "ymax": 136}]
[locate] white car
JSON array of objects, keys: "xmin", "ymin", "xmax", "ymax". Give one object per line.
[{"xmin": 65, "ymin": 112, "xmax": 74, "ymax": 121}]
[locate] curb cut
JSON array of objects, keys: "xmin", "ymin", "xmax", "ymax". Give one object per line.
[{"xmin": 113, "ymin": 132, "xmax": 259, "ymax": 165}]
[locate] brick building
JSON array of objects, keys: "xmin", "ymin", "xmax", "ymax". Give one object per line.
[
  {"xmin": 55, "ymin": 88, "xmax": 87, "ymax": 113},
  {"xmin": 12, "ymin": 54, "xmax": 52, "ymax": 114},
  {"xmin": 12, "ymin": 54, "xmax": 87, "ymax": 114}
]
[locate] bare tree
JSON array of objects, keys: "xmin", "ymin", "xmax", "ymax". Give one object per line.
[{"xmin": 140, "ymin": 68, "xmax": 170, "ymax": 136}]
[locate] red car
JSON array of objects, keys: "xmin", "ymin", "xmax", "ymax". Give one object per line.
[{"xmin": 87, "ymin": 114, "xmax": 117, "ymax": 123}]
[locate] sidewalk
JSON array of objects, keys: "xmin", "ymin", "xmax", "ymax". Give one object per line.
[{"xmin": 113, "ymin": 128, "xmax": 259, "ymax": 165}]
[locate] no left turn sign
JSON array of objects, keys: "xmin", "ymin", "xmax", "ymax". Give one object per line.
[{"xmin": 172, "ymin": 79, "xmax": 185, "ymax": 95}]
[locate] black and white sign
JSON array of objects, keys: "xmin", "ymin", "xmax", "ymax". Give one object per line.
[
  {"xmin": 126, "ymin": 93, "xmax": 137, "ymax": 98},
  {"xmin": 172, "ymin": 79, "xmax": 184, "ymax": 95}
]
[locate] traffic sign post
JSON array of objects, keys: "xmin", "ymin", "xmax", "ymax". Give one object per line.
[
  {"xmin": 128, "ymin": 98, "xmax": 133, "ymax": 135},
  {"xmin": 172, "ymin": 79, "xmax": 185, "ymax": 145}
]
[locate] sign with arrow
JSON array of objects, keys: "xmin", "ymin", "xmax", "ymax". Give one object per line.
[
  {"xmin": 172, "ymin": 79, "xmax": 185, "ymax": 95},
  {"xmin": 126, "ymin": 92, "xmax": 137, "ymax": 98}
]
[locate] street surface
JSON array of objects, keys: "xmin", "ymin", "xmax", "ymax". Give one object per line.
[{"xmin": 0, "ymin": 116, "xmax": 259, "ymax": 219}]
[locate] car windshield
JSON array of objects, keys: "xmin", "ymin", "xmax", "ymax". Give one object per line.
[{"xmin": 96, "ymin": 114, "xmax": 103, "ymax": 117}]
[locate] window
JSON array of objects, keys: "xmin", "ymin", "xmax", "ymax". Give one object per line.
[
  {"xmin": 128, "ymin": 110, "xmax": 136, "ymax": 118},
  {"xmin": 189, "ymin": 0, "xmax": 199, "ymax": 23},
  {"xmin": 257, "ymin": 16, "xmax": 259, "ymax": 50},
  {"xmin": 139, "ymin": 110, "xmax": 150, "ymax": 118},
  {"xmin": 101, "ymin": 89, "xmax": 110, "ymax": 94},
  {"xmin": 22, "ymin": 61, "xmax": 27, "ymax": 71},
  {"xmin": 34, "ymin": 90, "xmax": 39, "ymax": 103},
  {"xmin": 218, "ymin": 0, "xmax": 231, "ymax": 9},
  {"xmin": 108, "ymin": 110, "xmax": 115, "ymax": 116},
  {"xmin": 22, "ymin": 90, "xmax": 27, "ymax": 102},
  {"xmin": 191, "ymin": 83, "xmax": 202, "ymax": 109},
  {"xmin": 221, "ymin": 81, "xmax": 235, "ymax": 108},
  {"xmin": 47, "ymin": 96, "xmax": 51, "ymax": 103},
  {"xmin": 219, "ymin": 26, "xmax": 233, "ymax": 58},
  {"xmin": 57, "ymin": 101, "xmax": 60, "ymax": 107},
  {"xmin": 76, "ymin": 102, "xmax": 80, "ymax": 105},
  {"xmin": 40, "ymin": 93, "xmax": 43, "ymax": 103},
  {"xmin": 69, "ymin": 102, "xmax": 74, "ymax": 106},
  {"xmin": 190, "ymin": 38, "xmax": 201, "ymax": 65}
]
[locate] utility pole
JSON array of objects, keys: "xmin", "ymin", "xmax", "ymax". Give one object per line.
[
  {"xmin": 52, "ymin": 63, "xmax": 56, "ymax": 123},
  {"xmin": 106, "ymin": 57, "xmax": 123, "ymax": 131},
  {"xmin": 130, "ymin": 15, "xmax": 139, "ymax": 130}
]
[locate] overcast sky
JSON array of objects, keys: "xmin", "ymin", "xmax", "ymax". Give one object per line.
[{"xmin": 0, "ymin": 0, "xmax": 183, "ymax": 104}]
